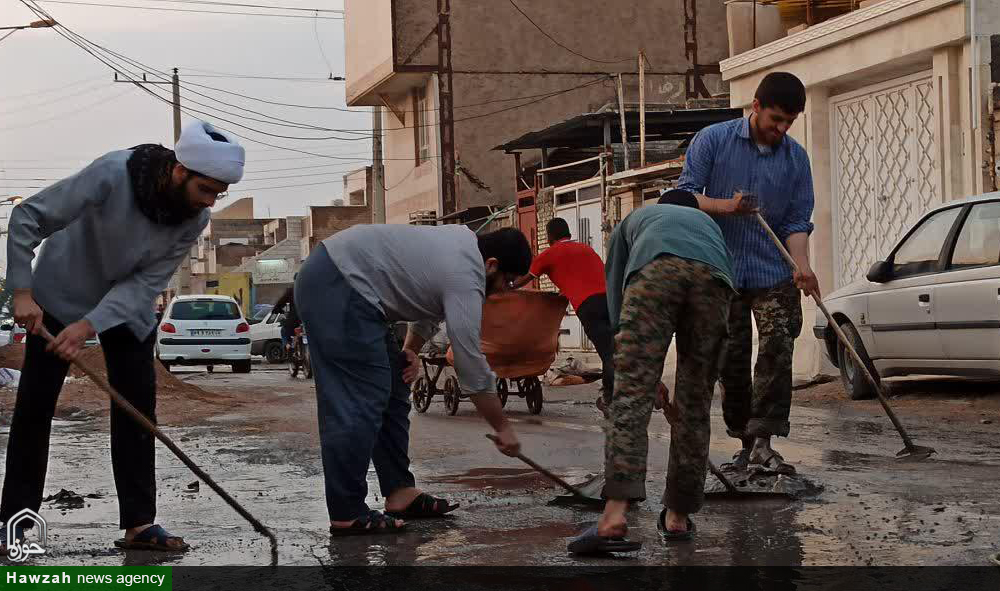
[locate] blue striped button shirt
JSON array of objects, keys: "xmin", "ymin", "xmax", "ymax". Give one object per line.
[{"xmin": 676, "ymin": 117, "xmax": 815, "ymax": 290}]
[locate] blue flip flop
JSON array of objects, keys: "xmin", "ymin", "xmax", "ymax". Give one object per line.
[{"xmin": 567, "ymin": 525, "xmax": 642, "ymax": 555}]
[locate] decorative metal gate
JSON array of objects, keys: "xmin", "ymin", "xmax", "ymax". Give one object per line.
[{"xmin": 831, "ymin": 73, "xmax": 940, "ymax": 288}]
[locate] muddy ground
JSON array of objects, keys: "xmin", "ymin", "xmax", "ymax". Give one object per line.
[{"xmin": 0, "ymin": 350, "xmax": 997, "ymax": 567}]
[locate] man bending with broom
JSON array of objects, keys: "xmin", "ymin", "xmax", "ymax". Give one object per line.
[
  {"xmin": 0, "ymin": 121, "xmax": 244, "ymax": 553},
  {"xmin": 569, "ymin": 189, "xmax": 750, "ymax": 553}
]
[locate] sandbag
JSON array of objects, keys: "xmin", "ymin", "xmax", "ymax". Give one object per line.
[{"xmin": 447, "ymin": 290, "xmax": 568, "ymax": 378}]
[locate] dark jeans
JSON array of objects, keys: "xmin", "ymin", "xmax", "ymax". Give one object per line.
[
  {"xmin": 720, "ymin": 281, "xmax": 802, "ymax": 439},
  {"xmin": 295, "ymin": 247, "xmax": 416, "ymax": 522},
  {"xmin": 576, "ymin": 293, "xmax": 615, "ymax": 401},
  {"xmin": 1, "ymin": 314, "xmax": 157, "ymax": 530}
]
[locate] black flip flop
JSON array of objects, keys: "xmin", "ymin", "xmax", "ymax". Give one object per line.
[
  {"xmin": 329, "ymin": 510, "xmax": 407, "ymax": 537},
  {"xmin": 567, "ymin": 525, "xmax": 642, "ymax": 555},
  {"xmin": 114, "ymin": 525, "xmax": 190, "ymax": 552},
  {"xmin": 657, "ymin": 509, "xmax": 696, "ymax": 541},
  {"xmin": 385, "ymin": 493, "xmax": 459, "ymax": 519}
]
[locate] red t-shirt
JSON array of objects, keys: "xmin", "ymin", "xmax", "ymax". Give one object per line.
[{"xmin": 530, "ymin": 239, "xmax": 607, "ymax": 310}]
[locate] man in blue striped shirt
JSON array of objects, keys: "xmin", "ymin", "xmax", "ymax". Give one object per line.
[{"xmin": 676, "ymin": 72, "xmax": 819, "ymax": 475}]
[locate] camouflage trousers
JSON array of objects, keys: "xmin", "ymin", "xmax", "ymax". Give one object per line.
[
  {"xmin": 720, "ymin": 281, "xmax": 802, "ymax": 440},
  {"xmin": 603, "ymin": 255, "xmax": 732, "ymax": 514}
]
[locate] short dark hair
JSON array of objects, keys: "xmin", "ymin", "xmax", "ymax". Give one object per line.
[
  {"xmin": 546, "ymin": 217, "xmax": 571, "ymax": 241},
  {"xmin": 477, "ymin": 228, "xmax": 532, "ymax": 275},
  {"xmin": 755, "ymin": 72, "xmax": 806, "ymax": 114},
  {"xmin": 657, "ymin": 189, "xmax": 699, "ymax": 209}
]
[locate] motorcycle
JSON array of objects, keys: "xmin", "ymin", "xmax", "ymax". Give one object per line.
[{"xmin": 288, "ymin": 326, "xmax": 312, "ymax": 379}]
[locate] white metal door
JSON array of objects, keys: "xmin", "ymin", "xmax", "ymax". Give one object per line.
[{"xmin": 832, "ymin": 73, "xmax": 940, "ymax": 288}]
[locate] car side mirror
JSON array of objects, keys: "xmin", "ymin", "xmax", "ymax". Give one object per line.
[{"xmin": 866, "ymin": 260, "xmax": 892, "ymax": 283}]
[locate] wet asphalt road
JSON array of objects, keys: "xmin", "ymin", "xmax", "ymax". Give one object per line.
[{"xmin": 1, "ymin": 365, "xmax": 998, "ymax": 567}]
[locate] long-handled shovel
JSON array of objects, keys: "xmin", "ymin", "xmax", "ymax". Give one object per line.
[
  {"xmin": 753, "ymin": 213, "xmax": 935, "ymax": 460},
  {"xmin": 40, "ymin": 327, "xmax": 280, "ymax": 564},
  {"xmin": 484, "ymin": 434, "xmax": 602, "ymax": 505}
]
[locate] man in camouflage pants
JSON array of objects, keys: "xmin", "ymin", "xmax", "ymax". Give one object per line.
[{"xmin": 586, "ymin": 189, "xmax": 742, "ymax": 546}]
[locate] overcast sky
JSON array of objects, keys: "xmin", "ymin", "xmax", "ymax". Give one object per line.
[{"xmin": 0, "ymin": 0, "xmax": 370, "ymax": 227}]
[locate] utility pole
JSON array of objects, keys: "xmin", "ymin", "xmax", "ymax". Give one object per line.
[
  {"xmin": 172, "ymin": 68, "xmax": 182, "ymax": 145},
  {"xmin": 437, "ymin": 0, "xmax": 457, "ymax": 219},
  {"xmin": 372, "ymin": 107, "xmax": 386, "ymax": 223},
  {"xmin": 114, "ymin": 68, "xmax": 182, "ymax": 146}
]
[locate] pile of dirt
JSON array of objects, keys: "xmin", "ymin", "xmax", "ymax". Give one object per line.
[
  {"xmin": 0, "ymin": 343, "xmax": 235, "ymax": 424},
  {"xmin": 0, "ymin": 344, "xmax": 26, "ymax": 372}
]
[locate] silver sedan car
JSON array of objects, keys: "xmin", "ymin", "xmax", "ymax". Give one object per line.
[{"xmin": 815, "ymin": 193, "xmax": 1000, "ymax": 399}]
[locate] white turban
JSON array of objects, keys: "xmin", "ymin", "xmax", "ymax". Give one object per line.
[{"xmin": 175, "ymin": 121, "xmax": 245, "ymax": 184}]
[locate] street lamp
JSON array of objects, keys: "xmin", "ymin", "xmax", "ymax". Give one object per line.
[{"xmin": 0, "ymin": 19, "xmax": 56, "ymax": 44}]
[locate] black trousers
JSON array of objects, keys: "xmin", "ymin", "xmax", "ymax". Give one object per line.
[
  {"xmin": 575, "ymin": 293, "xmax": 615, "ymax": 402},
  {"xmin": 0, "ymin": 314, "xmax": 157, "ymax": 530}
]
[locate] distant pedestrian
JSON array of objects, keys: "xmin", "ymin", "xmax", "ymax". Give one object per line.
[
  {"xmin": 0, "ymin": 121, "xmax": 245, "ymax": 553},
  {"xmin": 296, "ymin": 225, "xmax": 530, "ymax": 536},
  {"xmin": 512, "ymin": 218, "xmax": 614, "ymax": 417},
  {"xmin": 677, "ymin": 71, "xmax": 818, "ymax": 475}
]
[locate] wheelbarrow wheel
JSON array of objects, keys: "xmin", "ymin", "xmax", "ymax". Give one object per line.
[
  {"xmin": 443, "ymin": 376, "xmax": 461, "ymax": 416},
  {"xmin": 496, "ymin": 378, "xmax": 509, "ymax": 408},
  {"xmin": 411, "ymin": 376, "xmax": 432, "ymax": 413},
  {"xmin": 525, "ymin": 377, "xmax": 543, "ymax": 415}
]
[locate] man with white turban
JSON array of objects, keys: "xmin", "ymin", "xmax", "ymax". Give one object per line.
[{"xmin": 0, "ymin": 120, "xmax": 244, "ymax": 553}]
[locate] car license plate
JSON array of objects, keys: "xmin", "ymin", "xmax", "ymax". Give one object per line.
[{"xmin": 190, "ymin": 329, "xmax": 223, "ymax": 336}]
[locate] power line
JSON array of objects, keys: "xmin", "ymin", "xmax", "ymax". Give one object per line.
[
  {"xmin": 0, "ymin": 88, "xmax": 133, "ymax": 132},
  {"xmin": 128, "ymin": 0, "xmax": 342, "ymax": 13},
  {"xmin": 34, "ymin": 0, "xmax": 344, "ymax": 19},
  {"xmin": 507, "ymin": 0, "xmax": 633, "ymax": 65},
  {"xmin": 0, "ymin": 81, "xmax": 113, "ymax": 115},
  {"xmin": 1, "ymin": 75, "xmax": 105, "ymax": 101}
]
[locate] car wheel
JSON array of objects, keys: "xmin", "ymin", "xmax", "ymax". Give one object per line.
[
  {"xmin": 264, "ymin": 341, "xmax": 285, "ymax": 364},
  {"xmin": 232, "ymin": 360, "xmax": 252, "ymax": 374},
  {"xmin": 837, "ymin": 322, "xmax": 877, "ymax": 401}
]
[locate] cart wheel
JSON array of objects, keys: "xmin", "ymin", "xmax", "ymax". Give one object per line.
[
  {"xmin": 443, "ymin": 376, "xmax": 460, "ymax": 416},
  {"xmin": 525, "ymin": 377, "xmax": 543, "ymax": 415},
  {"xmin": 496, "ymin": 378, "xmax": 509, "ymax": 408},
  {"xmin": 411, "ymin": 376, "xmax": 432, "ymax": 413}
]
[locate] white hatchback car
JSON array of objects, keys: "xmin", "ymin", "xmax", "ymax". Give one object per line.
[
  {"xmin": 816, "ymin": 194, "xmax": 1000, "ymax": 399},
  {"xmin": 157, "ymin": 295, "xmax": 251, "ymax": 373}
]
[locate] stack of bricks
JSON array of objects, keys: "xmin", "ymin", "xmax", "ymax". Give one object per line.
[{"xmin": 533, "ymin": 187, "xmax": 558, "ymax": 294}]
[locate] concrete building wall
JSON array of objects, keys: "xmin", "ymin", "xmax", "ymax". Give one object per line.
[
  {"xmin": 343, "ymin": 166, "xmax": 373, "ymax": 206},
  {"xmin": 305, "ymin": 203, "xmax": 373, "ymax": 251},
  {"xmin": 344, "ymin": 0, "xmax": 394, "ymax": 105},
  {"xmin": 212, "ymin": 197, "xmax": 255, "ymax": 220},
  {"xmin": 352, "ymin": 0, "xmax": 730, "ymax": 223}
]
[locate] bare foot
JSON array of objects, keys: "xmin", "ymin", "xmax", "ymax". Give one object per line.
[
  {"xmin": 663, "ymin": 509, "xmax": 688, "ymax": 533},
  {"xmin": 598, "ymin": 499, "xmax": 629, "ymax": 538},
  {"xmin": 125, "ymin": 524, "xmax": 187, "ymax": 550},
  {"xmin": 384, "ymin": 487, "xmax": 422, "ymax": 513}
]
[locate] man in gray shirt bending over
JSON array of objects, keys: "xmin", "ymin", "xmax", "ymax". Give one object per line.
[
  {"xmin": 0, "ymin": 121, "xmax": 244, "ymax": 553},
  {"xmin": 296, "ymin": 225, "xmax": 530, "ymax": 535}
]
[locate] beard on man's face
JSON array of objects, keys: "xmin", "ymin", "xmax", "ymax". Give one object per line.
[{"xmin": 166, "ymin": 175, "xmax": 205, "ymax": 221}]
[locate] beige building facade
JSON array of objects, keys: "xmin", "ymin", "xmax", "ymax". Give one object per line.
[
  {"xmin": 721, "ymin": 0, "xmax": 1000, "ymax": 377},
  {"xmin": 344, "ymin": 0, "xmax": 730, "ymax": 224}
]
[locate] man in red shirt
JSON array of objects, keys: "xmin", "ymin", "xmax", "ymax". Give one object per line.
[{"xmin": 513, "ymin": 218, "xmax": 614, "ymax": 416}]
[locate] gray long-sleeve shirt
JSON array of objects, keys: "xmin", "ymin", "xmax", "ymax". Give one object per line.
[
  {"xmin": 6, "ymin": 150, "xmax": 209, "ymax": 340},
  {"xmin": 322, "ymin": 224, "xmax": 496, "ymax": 395}
]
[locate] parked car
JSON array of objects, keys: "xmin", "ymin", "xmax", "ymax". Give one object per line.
[
  {"xmin": 815, "ymin": 193, "xmax": 1000, "ymax": 400},
  {"xmin": 156, "ymin": 295, "xmax": 251, "ymax": 373},
  {"xmin": 4, "ymin": 322, "xmax": 98, "ymax": 348},
  {"xmin": 249, "ymin": 308, "xmax": 286, "ymax": 363}
]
